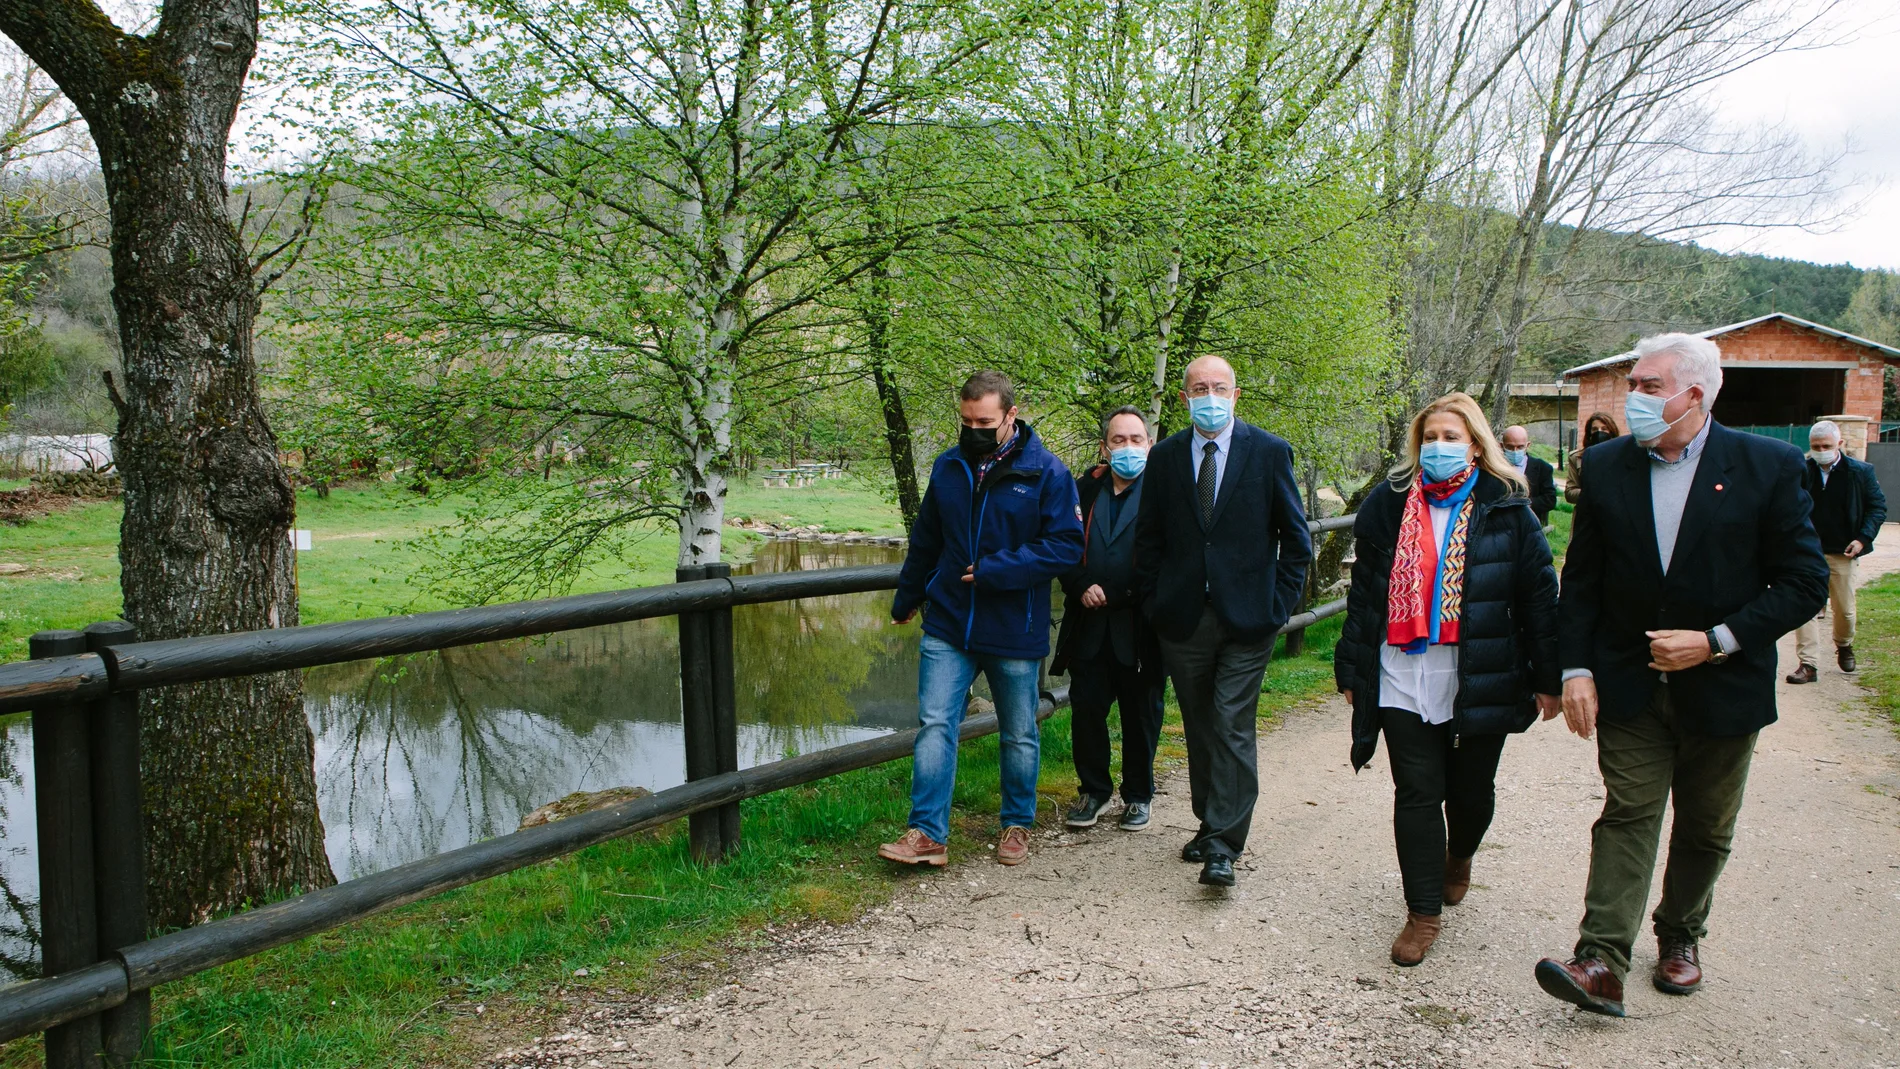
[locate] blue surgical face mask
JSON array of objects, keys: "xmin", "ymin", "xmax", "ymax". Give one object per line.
[
  {"xmin": 1108, "ymin": 445, "xmax": 1148, "ymax": 479},
  {"xmin": 1624, "ymin": 387, "xmax": 1692, "ymax": 444},
  {"xmin": 1419, "ymin": 440, "xmax": 1471, "ymax": 484},
  {"xmin": 1503, "ymin": 448, "xmax": 1528, "ymax": 467},
  {"xmin": 1187, "ymin": 394, "xmax": 1233, "ymax": 433}
]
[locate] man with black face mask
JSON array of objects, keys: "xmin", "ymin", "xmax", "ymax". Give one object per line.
[{"xmin": 881, "ymin": 370, "xmax": 1084, "ymax": 869}]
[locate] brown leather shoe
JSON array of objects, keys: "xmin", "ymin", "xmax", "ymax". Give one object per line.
[
  {"xmin": 1534, "ymin": 957, "xmax": 1626, "ymax": 1017},
  {"xmin": 1785, "ymin": 663, "xmax": 1817, "ymax": 684},
  {"xmin": 996, "ymin": 825, "xmax": 1031, "ymax": 866},
  {"xmin": 877, "ymin": 827, "xmax": 947, "ymax": 866},
  {"xmin": 1390, "ymin": 911, "xmax": 1442, "ymax": 966},
  {"xmin": 1443, "ymin": 852, "xmax": 1473, "ymax": 906},
  {"xmin": 1654, "ymin": 936, "xmax": 1702, "ymax": 994},
  {"xmin": 1839, "ymin": 646, "xmax": 1856, "ymax": 673}
]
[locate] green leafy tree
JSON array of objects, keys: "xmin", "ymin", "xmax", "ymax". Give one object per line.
[
  {"xmin": 0, "ymin": 42, "xmax": 94, "ymax": 426},
  {"xmin": 1843, "ymin": 269, "xmax": 1900, "ymax": 348},
  {"xmin": 1842, "ymin": 269, "xmax": 1900, "ymax": 422},
  {"xmin": 272, "ymin": 0, "xmax": 1045, "ymax": 596}
]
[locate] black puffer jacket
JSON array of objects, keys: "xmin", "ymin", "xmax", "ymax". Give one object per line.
[{"xmin": 1334, "ymin": 470, "xmax": 1560, "ymax": 770}]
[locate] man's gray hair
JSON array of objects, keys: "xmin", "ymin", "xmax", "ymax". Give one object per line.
[
  {"xmin": 1633, "ymin": 332, "xmax": 1723, "ymax": 410},
  {"xmin": 1810, "ymin": 420, "xmax": 1842, "ymax": 442}
]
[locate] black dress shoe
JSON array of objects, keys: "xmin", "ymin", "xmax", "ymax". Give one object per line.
[
  {"xmin": 1198, "ymin": 855, "xmax": 1235, "ymax": 887},
  {"xmin": 1064, "ymin": 793, "xmax": 1112, "ymax": 829},
  {"xmin": 1839, "ymin": 645, "xmax": 1856, "ymax": 673},
  {"xmin": 1181, "ymin": 839, "xmax": 1206, "ymax": 863}
]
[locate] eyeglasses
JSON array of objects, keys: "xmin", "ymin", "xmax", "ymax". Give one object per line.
[{"xmin": 1184, "ymin": 383, "xmax": 1234, "ymax": 398}]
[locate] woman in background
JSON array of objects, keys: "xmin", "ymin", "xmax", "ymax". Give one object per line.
[
  {"xmin": 1565, "ymin": 411, "xmax": 1620, "ymax": 504},
  {"xmin": 1335, "ymin": 392, "xmax": 1561, "ymax": 966}
]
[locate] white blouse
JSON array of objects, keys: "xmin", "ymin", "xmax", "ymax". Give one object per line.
[{"xmin": 1378, "ymin": 499, "xmax": 1460, "ymax": 725}]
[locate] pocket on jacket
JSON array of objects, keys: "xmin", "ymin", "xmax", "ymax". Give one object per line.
[{"xmin": 997, "ymin": 485, "xmax": 1041, "ymax": 533}]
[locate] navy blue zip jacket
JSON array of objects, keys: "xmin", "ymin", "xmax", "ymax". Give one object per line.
[{"xmin": 892, "ymin": 422, "xmax": 1084, "ymax": 660}]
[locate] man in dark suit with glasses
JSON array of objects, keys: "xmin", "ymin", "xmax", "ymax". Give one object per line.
[{"xmin": 1134, "ymin": 355, "xmax": 1311, "ymax": 887}]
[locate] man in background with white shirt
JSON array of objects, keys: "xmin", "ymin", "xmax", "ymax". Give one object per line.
[
  {"xmin": 1787, "ymin": 420, "xmax": 1886, "ymax": 683},
  {"xmin": 1533, "ymin": 333, "xmax": 1825, "ymax": 1017}
]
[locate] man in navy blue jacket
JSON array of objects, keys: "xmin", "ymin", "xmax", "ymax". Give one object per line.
[
  {"xmin": 1535, "ymin": 333, "xmax": 1825, "ymax": 1017},
  {"xmin": 1135, "ymin": 355, "xmax": 1311, "ymax": 887},
  {"xmin": 879, "ymin": 371, "xmax": 1084, "ymax": 868}
]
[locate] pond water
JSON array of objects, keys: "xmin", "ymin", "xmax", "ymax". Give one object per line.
[{"xmin": 0, "ymin": 540, "xmax": 933, "ymax": 977}]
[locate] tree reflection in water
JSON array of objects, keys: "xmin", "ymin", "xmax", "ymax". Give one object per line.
[
  {"xmin": 0, "ymin": 542, "xmax": 915, "ymax": 963},
  {"xmin": 308, "ymin": 541, "xmax": 912, "ymax": 879},
  {"xmin": 0, "ymin": 720, "xmax": 38, "ymax": 978},
  {"xmin": 733, "ymin": 541, "xmax": 918, "ymax": 745}
]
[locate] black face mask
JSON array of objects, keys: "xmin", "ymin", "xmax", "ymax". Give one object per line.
[
  {"xmin": 961, "ymin": 425, "xmax": 1001, "ymax": 456},
  {"xmin": 1585, "ymin": 429, "xmax": 1615, "ymax": 447}
]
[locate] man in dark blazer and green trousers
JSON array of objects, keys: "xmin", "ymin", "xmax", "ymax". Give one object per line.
[
  {"xmin": 1134, "ymin": 355, "xmax": 1311, "ymax": 889},
  {"xmin": 1535, "ymin": 333, "xmax": 1826, "ymax": 1018}
]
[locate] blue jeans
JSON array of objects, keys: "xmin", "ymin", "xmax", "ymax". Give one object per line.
[{"xmin": 908, "ymin": 634, "xmax": 1043, "ymax": 843}]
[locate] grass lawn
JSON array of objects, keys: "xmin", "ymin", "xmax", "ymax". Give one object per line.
[
  {"xmin": 0, "ymin": 473, "xmax": 908, "ymax": 658},
  {"xmin": 1853, "ymin": 571, "xmax": 1900, "ymax": 735},
  {"xmin": 0, "ymin": 468, "xmax": 1355, "ymax": 1068},
  {"xmin": 1546, "ymin": 500, "xmax": 1573, "ymax": 563},
  {"xmin": 0, "ymin": 499, "xmax": 125, "ymax": 659},
  {"xmin": 726, "ymin": 474, "xmax": 910, "ymax": 537}
]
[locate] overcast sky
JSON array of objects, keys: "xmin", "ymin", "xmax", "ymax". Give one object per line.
[{"xmin": 1698, "ymin": 0, "xmax": 1900, "ymax": 270}]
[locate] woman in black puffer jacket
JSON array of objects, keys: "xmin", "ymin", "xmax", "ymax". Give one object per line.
[{"xmin": 1335, "ymin": 392, "xmax": 1561, "ymax": 967}]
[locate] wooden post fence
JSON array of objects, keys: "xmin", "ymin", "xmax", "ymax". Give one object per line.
[
  {"xmin": 30, "ymin": 630, "xmax": 99, "ymax": 1069},
  {"xmin": 86, "ymin": 621, "xmax": 146, "ymax": 1066}
]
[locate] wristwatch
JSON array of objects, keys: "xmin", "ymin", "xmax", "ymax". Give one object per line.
[{"xmin": 1704, "ymin": 630, "xmax": 1729, "ymax": 665}]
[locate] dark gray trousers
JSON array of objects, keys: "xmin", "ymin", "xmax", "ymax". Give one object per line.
[{"xmin": 1157, "ymin": 607, "xmax": 1271, "ymax": 859}]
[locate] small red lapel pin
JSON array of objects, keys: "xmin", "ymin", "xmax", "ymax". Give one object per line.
[{"xmin": 1714, "ymin": 483, "xmax": 1723, "ymax": 491}]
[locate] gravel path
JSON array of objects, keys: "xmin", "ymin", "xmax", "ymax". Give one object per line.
[{"xmin": 485, "ymin": 537, "xmax": 1900, "ymax": 1069}]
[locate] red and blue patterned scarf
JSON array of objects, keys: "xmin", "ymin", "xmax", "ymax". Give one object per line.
[{"xmin": 1386, "ymin": 463, "xmax": 1478, "ymax": 653}]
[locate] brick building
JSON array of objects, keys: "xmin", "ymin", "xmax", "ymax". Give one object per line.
[{"xmin": 1562, "ymin": 313, "xmax": 1899, "ymax": 454}]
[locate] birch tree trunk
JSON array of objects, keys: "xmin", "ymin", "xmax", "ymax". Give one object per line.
[{"xmin": 0, "ymin": 0, "xmax": 333, "ymax": 926}]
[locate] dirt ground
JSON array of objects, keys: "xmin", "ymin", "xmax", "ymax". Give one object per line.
[{"xmin": 483, "ymin": 535, "xmax": 1900, "ymax": 1069}]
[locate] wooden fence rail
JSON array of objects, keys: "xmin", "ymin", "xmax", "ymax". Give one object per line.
[{"xmin": 0, "ymin": 514, "xmax": 1355, "ymax": 1063}]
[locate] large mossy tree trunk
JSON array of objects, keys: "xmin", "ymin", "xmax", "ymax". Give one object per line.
[{"xmin": 0, "ymin": 0, "xmax": 334, "ymax": 927}]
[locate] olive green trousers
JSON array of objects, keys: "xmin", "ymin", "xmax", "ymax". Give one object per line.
[{"xmin": 1574, "ymin": 685, "xmax": 1757, "ymax": 980}]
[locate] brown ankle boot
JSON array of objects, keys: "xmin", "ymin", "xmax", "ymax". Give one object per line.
[
  {"xmin": 1443, "ymin": 852, "xmax": 1473, "ymax": 905},
  {"xmin": 1390, "ymin": 911, "xmax": 1442, "ymax": 966}
]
